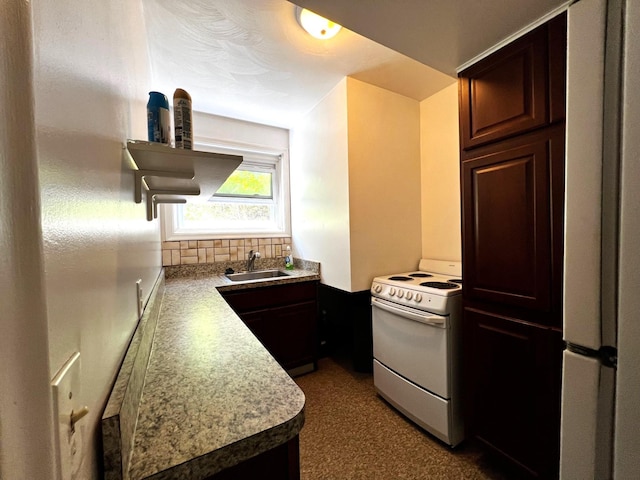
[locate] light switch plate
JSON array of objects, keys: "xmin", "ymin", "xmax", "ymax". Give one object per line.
[{"xmin": 51, "ymin": 352, "xmax": 85, "ymax": 480}]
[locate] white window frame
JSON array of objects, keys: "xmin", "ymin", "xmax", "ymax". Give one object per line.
[{"xmin": 161, "ymin": 139, "xmax": 291, "ymax": 241}]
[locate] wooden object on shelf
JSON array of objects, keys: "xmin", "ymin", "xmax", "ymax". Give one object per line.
[{"xmin": 125, "ymin": 140, "xmax": 243, "ymax": 220}]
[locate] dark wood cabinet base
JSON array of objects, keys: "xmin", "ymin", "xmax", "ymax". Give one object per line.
[
  {"xmin": 205, "ymin": 436, "xmax": 300, "ymax": 480},
  {"xmin": 317, "ymin": 284, "xmax": 372, "ymax": 372},
  {"xmin": 221, "ymin": 281, "xmax": 319, "ymax": 372}
]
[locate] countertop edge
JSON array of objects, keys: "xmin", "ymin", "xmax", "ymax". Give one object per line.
[
  {"xmin": 124, "ymin": 270, "xmax": 314, "ymax": 480},
  {"xmin": 144, "ymin": 407, "xmax": 305, "ymax": 480}
]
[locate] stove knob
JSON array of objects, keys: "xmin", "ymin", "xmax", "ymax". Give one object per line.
[
  {"xmin": 415, "ymin": 293, "xmax": 423, "ymax": 303},
  {"xmin": 397, "ymin": 290, "xmax": 404, "ymax": 298},
  {"xmin": 405, "ymin": 291, "xmax": 413, "ymax": 300},
  {"xmin": 373, "ymin": 284, "xmax": 382, "ymax": 294},
  {"xmin": 389, "ymin": 288, "xmax": 396, "ymax": 296}
]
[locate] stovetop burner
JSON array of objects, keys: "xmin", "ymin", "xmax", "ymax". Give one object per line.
[
  {"xmin": 372, "ymin": 260, "xmax": 462, "ymax": 307},
  {"xmin": 420, "ymin": 281, "xmax": 460, "ymax": 290}
]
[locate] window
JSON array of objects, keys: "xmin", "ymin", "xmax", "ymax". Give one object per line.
[{"xmin": 162, "ymin": 141, "xmax": 291, "ymax": 240}]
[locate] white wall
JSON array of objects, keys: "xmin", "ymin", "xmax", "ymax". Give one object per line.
[
  {"xmin": 419, "ymin": 84, "xmax": 462, "ymax": 262},
  {"xmin": 193, "ymin": 111, "xmax": 289, "ymax": 150},
  {"xmin": 13, "ymin": 0, "xmax": 159, "ymax": 478},
  {"xmin": 0, "ymin": 3, "xmax": 55, "ymax": 479},
  {"xmin": 346, "ymin": 77, "xmax": 422, "ymax": 290},
  {"xmin": 291, "ymin": 78, "xmax": 422, "ymax": 292},
  {"xmin": 290, "ymin": 80, "xmax": 352, "ymax": 291}
]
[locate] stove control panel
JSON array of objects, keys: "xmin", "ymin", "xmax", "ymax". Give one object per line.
[
  {"xmin": 373, "ymin": 283, "xmax": 421, "ymax": 304},
  {"xmin": 370, "ymin": 280, "xmax": 457, "ymax": 315}
]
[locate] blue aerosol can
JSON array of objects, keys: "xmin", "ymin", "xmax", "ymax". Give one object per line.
[{"xmin": 147, "ymin": 91, "xmax": 171, "ymax": 144}]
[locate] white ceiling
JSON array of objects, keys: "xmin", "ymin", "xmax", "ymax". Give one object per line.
[
  {"xmin": 142, "ymin": 0, "xmax": 570, "ymax": 129},
  {"xmin": 292, "ymin": 0, "xmax": 572, "ymax": 76}
]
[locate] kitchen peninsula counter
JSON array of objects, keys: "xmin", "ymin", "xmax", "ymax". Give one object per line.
[{"xmin": 102, "ymin": 263, "xmax": 320, "ymax": 480}]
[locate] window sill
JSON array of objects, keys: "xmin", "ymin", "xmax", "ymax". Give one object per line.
[{"xmin": 163, "ymin": 230, "xmax": 291, "ymax": 242}]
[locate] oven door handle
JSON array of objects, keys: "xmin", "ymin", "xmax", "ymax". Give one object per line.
[{"xmin": 371, "ymin": 297, "xmax": 447, "ymax": 328}]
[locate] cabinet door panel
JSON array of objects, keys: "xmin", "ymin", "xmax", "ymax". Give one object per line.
[
  {"xmin": 464, "ymin": 307, "xmax": 562, "ymax": 478},
  {"xmin": 462, "ymin": 128, "xmax": 564, "ymax": 314},
  {"xmin": 459, "ymin": 26, "xmax": 548, "ymax": 149},
  {"xmin": 222, "ymin": 282, "xmax": 317, "ymax": 312},
  {"xmin": 221, "ymin": 282, "xmax": 319, "ymax": 371},
  {"xmin": 243, "ymin": 301, "xmax": 317, "ymax": 370}
]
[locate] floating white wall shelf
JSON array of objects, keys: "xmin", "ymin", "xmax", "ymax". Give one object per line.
[{"xmin": 125, "ymin": 140, "xmax": 243, "ymax": 221}]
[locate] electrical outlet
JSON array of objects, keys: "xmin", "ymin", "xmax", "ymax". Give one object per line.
[
  {"xmin": 136, "ymin": 279, "xmax": 143, "ymax": 318},
  {"xmin": 51, "ymin": 352, "xmax": 87, "ymax": 480}
]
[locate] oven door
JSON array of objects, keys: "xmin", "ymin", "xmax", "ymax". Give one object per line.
[{"xmin": 372, "ymin": 296, "xmax": 450, "ymax": 398}]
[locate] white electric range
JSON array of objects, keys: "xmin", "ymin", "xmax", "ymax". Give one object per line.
[{"xmin": 371, "ymin": 259, "xmax": 464, "ymax": 446}]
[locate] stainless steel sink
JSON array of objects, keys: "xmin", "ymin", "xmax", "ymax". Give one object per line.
[{"xmin": 225, "ymin": 269, "xmax": 290, "ymax": 282}]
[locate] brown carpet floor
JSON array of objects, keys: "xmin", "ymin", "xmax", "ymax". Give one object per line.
[{"xmin": 294, "ymin": 357, "xmax": 518, "ymax": 480}]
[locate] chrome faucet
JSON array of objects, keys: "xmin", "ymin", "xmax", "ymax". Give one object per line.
[{"xmin": 247, "ymin": 250, "xmax": 261, "ymax": 272}]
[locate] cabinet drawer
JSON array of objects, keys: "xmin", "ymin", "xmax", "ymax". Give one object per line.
[{"xmin": 222, "ymin": 281, "xmax": 317, "ymax": 313}]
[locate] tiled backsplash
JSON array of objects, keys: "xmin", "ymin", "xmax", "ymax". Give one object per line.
[{"xmin": 162, "ymin": 237, "xmax": 291, "ymax": 267}]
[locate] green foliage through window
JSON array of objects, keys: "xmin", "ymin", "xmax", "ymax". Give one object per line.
[
  {"xmin": 215, "ymin": 169, "xmax": 272, "ymax": 198},
  {"xmin": 168, "ymin": 144, "xmax": 289, "ymax": 237}
]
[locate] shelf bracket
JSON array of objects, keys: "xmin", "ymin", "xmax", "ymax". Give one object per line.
[
  {"xmin": 134, "ymin": 169, "xmax": 194, "ymax": 204},
  {"xmin": 145, "ymin": 188, "xmax": 199, "ymax": 221},
  {"xmin": 153, "ymin": 197, "xmax": 187, "ymax": 220}
]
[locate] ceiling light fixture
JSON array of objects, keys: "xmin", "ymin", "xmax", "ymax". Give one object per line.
[{"xmin": 296, "ymin": 7, "xmax": 342, "ymax": 40}]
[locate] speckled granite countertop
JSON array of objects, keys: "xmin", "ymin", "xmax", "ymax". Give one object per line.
[
  {"xmin": 164, "ymin": 257, "xmax": 320, "ymax": 290},
  {"xmin": 113, "ymin": 263, "xmax": 320, "ymax": 480}
]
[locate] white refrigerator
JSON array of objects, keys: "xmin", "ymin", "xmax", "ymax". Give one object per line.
[{"xmin": 561, "ymin": 0, "xmax": 640, "ymax": 478}]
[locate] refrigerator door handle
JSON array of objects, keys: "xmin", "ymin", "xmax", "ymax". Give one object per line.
[{"xmin": 565, "ymin": 341, "xmax": 618, "ymax": 368}]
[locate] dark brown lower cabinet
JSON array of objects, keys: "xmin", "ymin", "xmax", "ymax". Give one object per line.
[
  {"xmin": 221, "ymin": 281, "xmax": 319, "ymax": 372},
  {"xmin": 464, "ymin": 307, "xmax": 563, "ymax": 478},
  {"xmin": 205, "ymin": 436, "xmax": 300, "ymax": 480}
]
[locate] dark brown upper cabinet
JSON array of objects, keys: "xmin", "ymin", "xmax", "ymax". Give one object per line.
[{"xmin": 459, "ymin": 15, "xmax": 567, "ymax": 150}]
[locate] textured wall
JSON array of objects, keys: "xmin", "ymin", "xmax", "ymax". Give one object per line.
[
  {"xmin": 290, "ymin": 79, "xmax": 352, "ymax": 291},
  {"xmin": 0, "ymin": 2, "xmax": 55, "ymax": 478},
  {"xmin": 31, "ymin": 0, "xmax": 159, "ymax": 478}
]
